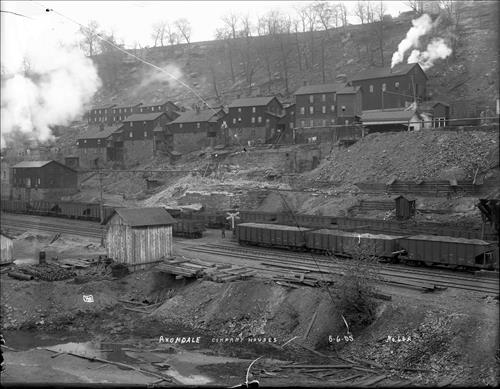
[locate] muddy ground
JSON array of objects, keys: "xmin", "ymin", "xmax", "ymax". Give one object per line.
[{"xmin": 1, "ymin": 230, "xmax": 499, "ymax": 386}]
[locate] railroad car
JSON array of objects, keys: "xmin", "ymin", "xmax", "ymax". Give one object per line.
[
  {"xmin": 397, "ymin": 235, "xmax": 499, "ymax": 270},
  {"xmin": 1, "ymin": 199, "xmax": 28, "ymax": 213},
  {"xmin": 172, "ymin": 219, "xmax": 205, "ymax": 238},
  {"xmin": 53, "ymin": 202, "xmax": 101, "ymax": 220},
  {"xmin": 307, "ymin": 229, "xmax": 402, "ymax": 258},
  {"xmin": 236, "ymin": 222, "xmax": 312, "ymax": 250},
  {"xmin": 239, "ymin": 210, "xmax": 279, "ymax": 223},
  {"xmin": 278, "ymin": 213, "xmax": 338, "ymax": 229},
  {"xmin": 28, "ymin": 200, "xmax": 53, "ymax": 216}
]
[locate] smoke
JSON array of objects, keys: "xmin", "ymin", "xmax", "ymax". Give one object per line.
[
  {"xmin": 407, "ymin": 38, "xmax": 453, "ymax": 70},
  {"xmin": 138, "ymin": 63, "xmax": 184, "ymax": 92},
  {"xmin": 391, "ymin": 14, "xmax": 434, "ymax": 68},
  {"xmin": 1, "ymin": 17, "xmax": 101, "ymax": 149}
]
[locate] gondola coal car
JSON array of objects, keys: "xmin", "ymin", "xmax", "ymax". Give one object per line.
[
  {"xmin": 306, "ymin": 229, "xmax": 402, "ymax": 258},
  {"xmin": 172, "ymin": 219, "xmax": 205, "ymax": 238},
  {"xmin": 1, "ymin": 199, "xmax": 28, "ymax": 214},
  {"xmin": 397, "ymin": 235, "xmax": 499, "ymax": 270},
  {"xmin": 236, "ymin": 222, "xmax": 312, "ymax": 250}
]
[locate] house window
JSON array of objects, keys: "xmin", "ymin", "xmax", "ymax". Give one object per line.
[
  {"xmin": 369, "ymin": 85, "xmax": 374, "ymax": 93},
  {"xmin": 395, "ymin": 81, "xmax": 400, "ymax": 89},
  {"xmin": 382, "ymin": 83, "xmax": 387, "ymax": 92},
  {"xmin": 84, "ymin": 140, "xmax": 87, "ymax": 143},
  {"xmin": 76, "ymin": 141, "xmax": 79, "ymax": 146},
  {"xmin": 309, "ymin": 95, "xmax": 314, "ymax": 104},
  {"xmin": 97, "ymin": 139, "xmax": 101, "ymax": 144},
  {"xmin": 119, "ymin": 109, "xmax": 122, "ymax": 113},
  {"xmin": 309, "ymin": 106, "xmax": 314, "ymax": 114},
  {"xmin": 143, "ymin": 121, "xmax": 147, "ymax": 125},
  {"xmin": 37, "ymin": 178, "xmax": 41, "ymax": 185},
  {"xmin": 300, "ymin": 107, "xmax": 305, "ymax": 115},
  {"xmin": 131, "ymin": 122, "xmax": 133, "ymax": 127},
  {"xmin": 322, "ymin": 94, "xmax": 326, "ymax": 102},
  {"xmin": 238, "ymin": 107, "xmax": 242, "ymax": 113},
  {"xmin": 331, "ymin": 105, "xmax": 335, "ymax": 112},
  {"xmin": 258, "ymin": 116, "xmax": 262, "ymax": 123},
  {"xmin": 144, "ymin": 131, "xmax": 148, "ymax": 138},
  {"xmin": 290, "ymin": 122, "xmax": 294, "ymax": 129},
  {"xmin": 129, "ymin": 132, "xmax": 133, "ymax": 138},
  {"xmin": 301, "ymin": 120, "xmax": 305, "ymax": 127},
  {"xmin": 322, "ymin": 106, "xmax": 326, "ymax": 114},
  {"xmin": 341, "ymin": 105, "xmax": 346, "ymax": 111},
  {"xmin": 310, "ymin": 119, "xmax": 314, "ymax": 127},
  {"xmin": 252, "ymin": 107, "xmax": 256, "ymax": 113},
  {"xmin": 322, "ymin": 119, "xmax": 326, "ymax": 126},
  {"xmin": 251, "ymin": 117, "xmax": 255, "ymax": 124},
  {"xmin": 196, "ymin": 122, "xmax": 200, "ymax": 128},
  {"xmin": 345, "ymin": 120, "xmax": 349, "ymax": 125},
  {"xmin": 233, "ymin": 118, "xmax": 236, "ymax": 124},
  {"xmin": 265, "ymin": 118, "xmax": 270, "ymax": 125},
  {"xmin": 179, "ymin": 123, "xmax": 183, "ymax": 128}
]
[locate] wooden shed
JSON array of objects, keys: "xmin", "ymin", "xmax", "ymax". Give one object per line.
[
  {"xmin": 106, "ymin": 208, "xmax": 175, "ymax": 270},
  {"xmin": 395, "ymin": 195, "xmax": 416, "ymax": 220},
  {"xmin": 1, "ymin": 231, "xmax": 14, "ymax": 264}
]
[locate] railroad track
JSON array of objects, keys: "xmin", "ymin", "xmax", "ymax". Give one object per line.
[
  {"xmin": 182, "ymin": 243, "xmax": 499, "ymax": 294},
  {"xmin": 1, "ymin": 213, "xmax": 104, "ymax": 239}
]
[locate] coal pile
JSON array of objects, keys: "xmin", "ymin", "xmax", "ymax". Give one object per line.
[{"xmin": 16, "ymin": 263, "xmax": 76, "ymax": 281}]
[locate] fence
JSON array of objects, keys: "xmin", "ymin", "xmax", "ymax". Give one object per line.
[{"xmin": 355, "ymin": 180, "xmax": 486, "ymax": 197}]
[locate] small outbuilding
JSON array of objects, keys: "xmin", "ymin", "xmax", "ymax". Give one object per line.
[
  {"xmin": 1, "ymin": 231, "xmax": 14, "ymax": 264},
  {"xmin": 395, "ymin": 195, "xmax": 416, "ymax": 220},
  {"xmin": 106, "ymin": 207, "xmax": 175, "ymax": 270}
]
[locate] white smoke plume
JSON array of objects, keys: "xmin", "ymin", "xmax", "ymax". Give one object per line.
[
  {"xmin": 1, "ymin": 16, "xmax": 101, "ymax": 149},
  {"xmin": 407, "ymin": 38, "xmax": 452, "ymax": 70},
  {"xmin": 138, "ymin": 63, "xmax": 184, "ymax": 92},
  {"xmin": 391, "ymin": 14, "xmax": 433, "ymax": 68}
]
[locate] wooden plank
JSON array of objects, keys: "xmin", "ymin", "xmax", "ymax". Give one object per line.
[{"xmin": 305, "ymin": 308, "xmax": 319, "ymax": 339}]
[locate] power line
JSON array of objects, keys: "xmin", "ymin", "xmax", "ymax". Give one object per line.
[
  {"xmin": 0, "ymin": 10, "xmax": 34, "ymax": 19},
  {"xmin": 29, "ymin": 0, "xmax": 219, "ymax": 116}
]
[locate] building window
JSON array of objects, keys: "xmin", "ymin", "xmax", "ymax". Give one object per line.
[
  {"xmin": 300, "ymin": 107, "xmax": 305, "ymax": 115},
  {"xmin": 84, "ymin": 140, "xmax": 87, "ymax": 143},
  {"xmin": 76, "ymin": 141, "xmax": 79, "ymax": 146},
  {"xmin": 369, "ymin": 85, "xmax": 374, "ymax": 93},
  {"xmin": 301, "ymin": 120, "xmax": 305, "ymax": 127},
  {"xmin": 252, "ymin": 107, "xmax": 256, "ymax": 113},
  {"xmin": 322, "ymin": 119, "xmax": 326, "ymax": 126},
  {"xmin": 341, "ymin": 105, "xmax": 346, "ymax": 111},
  {"xmin": 258, "ymin": 116, "xmax": 262, "ymax": 123},
  {"xmin": 265, "ymin": 118, "xmax": 270, "ymax": 124},
  {"xmin": 345, "ymin": 120, "xmax": 349, "ymax": 125},
  {"xmin": 290, "ymin": 122, "xmax": 294, "ymax": 129},
  {"xmin": 331, "ymin": 105, "xmax": 335, "ymax": 112},
  {"xmin": 309, "ymin": 106, "xmax": 314, "ymax": 114},
  {"xmin": 196, "ymin": 122, "xmax": 200, "ymax": 128},
  {"xmin": 179, "ymin": 123, "xmax": 183, "ymax": 128},
  {"xmin": 395, "ymin": 81, "xmax": 400, "ymax": 89},
  {"xmin": 251, "ymin": 117, "xmax": 255, "ymax": 124},
  {"xmin": 130, "ymin": 122, "xmax": 133, "ymax": 127},
  {"xmin": 309, "ymin": 95, "xmax": 314, "ymax": 103},
  {"xmin": 144, "ymin": 131, "xmax": 148, "ymax": 138},
  {"xmin": 322, "ymin": 106, "xmax": 326, "ymax": 114},
  {"xmin": 37, "ymin": 178, "xmax": 41, "ymax": 185},
  {"xmin": 97, "ymin": 139, "xmax": 101, "ymax": 145},
  {"xmin": 310, "ymin": 119, "xmax": 314, "ymax": 127},
  {"xmin": 382, "ymin": 83, "xmax": 387, "ymax": 92},
  {"xmin": 238, "ymin": 107, "xmax": 242, "ymax": 113},
  {"xmin": 129, "ymin": 132, "xmax": 133, "ymax": 138},
  {"xmin": 322, "ymin": 94, "xmax": 326, "ymax": 102},
  {"xmin": 232, "ymin": 118, "xmax": 236, "ymax": 124},
  {"xmin": 143, "ymin": 121, "xmax": 147, "ymax": 125},
  {"xmin": 119, "ymin": 109, "xmax": 122, "ymax": 113}
]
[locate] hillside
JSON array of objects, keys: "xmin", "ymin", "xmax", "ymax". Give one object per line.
[{"xmin": 86, "ymin": 1, "xmax": 498, "ymax": 113}]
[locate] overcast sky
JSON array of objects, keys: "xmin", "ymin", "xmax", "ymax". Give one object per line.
[{"xmin": 1, "ymin": 1, "xmax": 412, "ymax": 49}]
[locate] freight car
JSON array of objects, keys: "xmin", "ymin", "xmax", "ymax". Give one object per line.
[
  {"xmin": 236, "ymin": 222, "xmax": 312, "ymax": 250},
  {"xmin": 307, "ymin": 229, "xmax": 403, "ymax": 259},
  {"xmin": 397, "ymin": 235, "xmax": 499, "ymax": 270},
  {"xmin": 172, "ymin": 219, "xmax": 205, "ymax": 238}
]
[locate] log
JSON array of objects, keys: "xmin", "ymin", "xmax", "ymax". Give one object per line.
[
  {"xmin": 40, "ymin": 348, "xmax": 173, "ymax": 382},
  {"xmin": 8, "ymin": 271, "xmax": 34, "ymax": 281},
  {"xmin": 275, "ymin": 281, "xmax": 299, "ymax": 289},
  {"xmin": 305, "ymin": 309, "xmax": 319, "ymax": 339}
]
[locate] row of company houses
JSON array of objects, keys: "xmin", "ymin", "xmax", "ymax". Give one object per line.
[{"xmin": 75, "ymin": 63, "xmax": 452, "ymax": 169}]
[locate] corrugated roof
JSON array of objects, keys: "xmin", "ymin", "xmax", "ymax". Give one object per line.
[
  {"xmin": 361, "ymin": 109, "xmax": 418, "ymax": 123},
  {"xmin": 350, "ymin": 63, "xmax": 425, "ymax": 82},
  {"xmin": 294, "ymin": 83, "xmax": 347, "ymax": 95},
  {"xmin": 228, "ymin": 96, "xmax": 276, "ymax": 108},
  {"xmin": 169, "ymin": 109, "xmax": 220, "ymax": 124},
  {"xmin": 12, "ymin": 161, "xmax": 52, "ymax": 168},
  {"xmin": 78, "ymin": 124, "xmax": 122, "ymax": 140},
  {"xmin": 111, "ymin": 207, "xmax": 176, "ymax": 227},
  {"xmin": 122, "ymin": 112, "xmax": 167, "ymax": 122}
]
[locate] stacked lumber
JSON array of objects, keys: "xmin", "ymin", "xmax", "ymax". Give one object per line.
[
  {"xmin": 273, "ymin": 272, "xmax": 322, "ymax": 288},
  {"xmin": 156, "ymin": 258, "xmax": 204, "ymax": 278},
  {"xmin": 16, "ymin": 263, "xmax": 76, "ymax": 281},
  {"xmin": 202, "ymin": 265, "xmax": 256, "ymax": 283}
]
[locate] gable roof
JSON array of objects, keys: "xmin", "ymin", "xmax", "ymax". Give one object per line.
[
  {"xmin": 12, "ymin": 160, "xmax": 76, "ymax": 172},
  {"xmin": 294, "ymin": 82, "xmax": 347, "ymax": 95},
  {"xmin": 361, "ymin": 108, "xmax": 419, "ymax": 124},
  {"xmin": 78, "ymin": 124, "xmax": 122, "ymax": 140},
  {"xmin": 350, "ymin": 63, "xmax": 427, "ymax": 82},
  {"xmin": 228, "ymin": 96, "xmax": 277, "ymax": 108},
  {"xmin": 336, "ymin": 85, "xmax": 361, "ymax": 95},
  {"xmin": 110, "ymin": 207, "xmax": 176, "ymax": 227},
  {"xmin": 91, "ymin": 104, "xmax": 116, "ymax": 110},
  {"xmin": 122, "ymin": 112, "xmax": 168, "ymax": 122},
  {"xmin": 169, "ymin": 109, "xmax": 222, "ymax": 124},
  {"xmin": 112, "ymin": 103, "xmax": 142, "ymax": 110}
]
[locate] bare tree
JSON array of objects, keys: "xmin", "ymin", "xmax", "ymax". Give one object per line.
[
  {"xmin": 79, "ymin": 20, "xmax": 101, "ymax": 57},
  {"xmin": 215, "ymin": 27, "xmax": 236, "ymax": 84},
  {"xmin": 151, "ymin": 21, "xmax": 167, "ymax": 47},
  {"xmin": 354, "ymin": 1, "xmax": 367, "ymax": 24},
  {"xmin": 165, "ymin": 22, "xmax": 179, "ymax": 45},
  {"xmin": 174, "ymin": 18, "xmax": 192, "ymax": 44},
  {"xmin": 313, "ymin": 1, "xmax": 334, "ymax": 37},
  {"xmin": 438, "ymin": 0, "xmax": 465, "ymax": 56},
  {"xmin": 221, "ymin": 12, "xmax": 240, "ymax": 39},
  {"xmin": 240, "ymin": 13, "xmax": 253, "ymax": 38},
  {"xmin": 406, "ymin": 0, "xmax": 423, "ymax": 14},
  {"xmin": 373, "ymin": 1, "xmax": 386, "ymax": 66},
  {"xmin": 338, "ymin": 2, "xmax": 349, "ymax": 30}
]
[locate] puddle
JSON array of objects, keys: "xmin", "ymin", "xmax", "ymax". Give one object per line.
[{"xmin": 2, "ymin": 331, "xmax": 254, "ymax": 385}]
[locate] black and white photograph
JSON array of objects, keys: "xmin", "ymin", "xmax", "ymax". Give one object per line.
[{"xmin": 0, "ymin": 0, "xmax": 498, "ymax": 387}]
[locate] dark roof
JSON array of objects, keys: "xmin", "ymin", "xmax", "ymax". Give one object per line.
[
  {"xmin": 336, "ymin": 85, "xmax": 361, "ymax": 94},
  {"xmin": 111, "ymin": 207, "xmax": 176, "ymax": 227},
  {"xmin": 361, "ymin": 109, "xmax": 419, "ymax": 123},
  {"xmin": 350, "ymin": 63, "xmax": 426, "ymax": 82},
  {"xmin": 91, "ymin": 104, "xmax": 116, "ymax": 110},
  {"xmin": 122, "ymin": 112, "xmax": 167, "ymax": 122},
  {"xmin": 79, "ymin": 124, "xmax": 122, "ymax": 140},
  {"xmin": 228, "ymin": 96, "xmax": 276, "ymax": 108},
  {"xmin": 12, "ymin": 161, "xmax": 52, "ymax": 168},
  {"xmin": 12, "ymin": 160, "xmax": 76, "ymax": 172},
  {"xmin": 112, "ymin": 103, "xmax": 142, "ymax": 110},
  {"xmin": 419, "ymin": 100, "xmax": 450, "ymax": 111},
  {"xmin": 169, "ymin": 109, "xmax": 221, "ymax": 124},
  {"xmin": 294, "ymin": 83, "xmax": 346, "ymax": 95}
]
